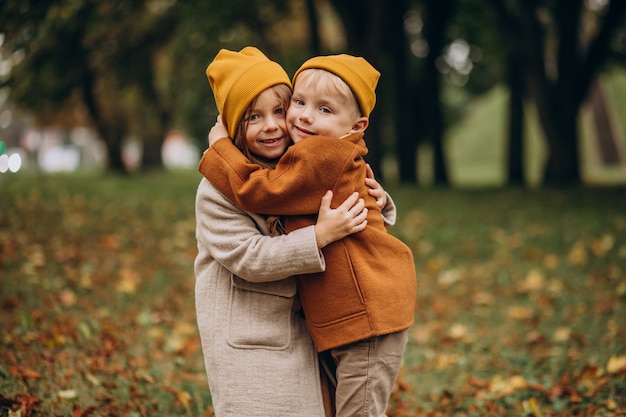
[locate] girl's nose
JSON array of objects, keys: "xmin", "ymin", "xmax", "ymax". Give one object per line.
[{"xmin": 264, "ymin": 116, "xmax": 279, "ymax": 131}]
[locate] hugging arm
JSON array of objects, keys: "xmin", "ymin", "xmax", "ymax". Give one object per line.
[
  {"xmin": 196, "ymin": 179, "xmax": 367, "ymax": 281},
  {"xmin": 199, "ymin": 135, "xmax": 364, "ymax": 215},
  {"xmin": 365, "ymin": 163, "xmax": 396, "ymax": 226},
  {"xmin": 196, "ymin": 179, "xmax": 326, "ymax": 281}
]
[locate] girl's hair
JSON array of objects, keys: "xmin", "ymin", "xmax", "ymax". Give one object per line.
[
  {"xmin": 232, "ymin": 83, "xmax": 292, "ymax": 169},
  {"xmin": 294, "ymin": 69, "xmax": 362, "ymax": 118},
  {"xmin": 231, "ymin": 83, "xmax": 291, "ymax": 235}
]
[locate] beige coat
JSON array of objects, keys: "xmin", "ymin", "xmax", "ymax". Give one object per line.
[
  {"xmin": 194, "ymin": 178, "xmax": 329, "ymax": 417},
  {"xmin": 200, "ymin": 132, "xmax": 417, "ymax": 352}
]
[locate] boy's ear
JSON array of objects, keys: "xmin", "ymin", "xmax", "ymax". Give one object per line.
[{"xmin": 350, "ymin": 117, "xmax": 369, "ymax": 133}]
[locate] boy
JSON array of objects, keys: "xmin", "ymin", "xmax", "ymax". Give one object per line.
[{"xmin": 201, "ymin": 53, "xmax": 417, "ymax": 417}]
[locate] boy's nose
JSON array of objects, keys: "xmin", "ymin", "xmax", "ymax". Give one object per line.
[{"xmin": 299, "ymin": 108, "xmax": 313, "ymax": 123}]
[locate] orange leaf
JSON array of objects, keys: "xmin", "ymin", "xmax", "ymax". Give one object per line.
[{"xmin": 9, "ymin": 366, "xmax": 42, "ymax": 380}]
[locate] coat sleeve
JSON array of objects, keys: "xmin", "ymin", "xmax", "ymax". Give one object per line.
[
  {"xmin": 198, "ymin": 136, "xmax": 363, "ymax": 215},
  {"xmin": 381, "ymin": 192, "xmax": 397, "ymax": 226},
  {"xmin": 195, "ymin": 178, "xmax": 326, "ymax": 282}
]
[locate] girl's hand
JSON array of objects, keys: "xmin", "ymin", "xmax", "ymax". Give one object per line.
[
  {"xmin": 208, "ymin": 115, "xmax": 229, "ymax": 146},
  {"xmin": 365, "ymin": 164, "xmax": 387, "ymax": 209},
  {"xmin": 314, "ymin": 191, "xmax": 367, "ymax": 249}
]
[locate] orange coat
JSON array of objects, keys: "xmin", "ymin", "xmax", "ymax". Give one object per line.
[{"xmin": 199, "ymin": 132, "xmax": 417, "ymax": 351}]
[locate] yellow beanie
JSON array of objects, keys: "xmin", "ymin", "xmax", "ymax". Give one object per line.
[
  {"xmin": 293, "ymin": 54, "xmax": 380, "ymax": 117},
  {"xmin": 206, "ymin": 47, "xmax": 291, "ymax": 138}
]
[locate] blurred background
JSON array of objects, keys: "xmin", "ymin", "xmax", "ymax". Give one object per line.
[
  {"xmin": 1, "ymin": 0, "xmax": 625, "ymax": 187},
  {"xmin": 2, "ymin": 2, "xmax": 626, "ymax": 415}
]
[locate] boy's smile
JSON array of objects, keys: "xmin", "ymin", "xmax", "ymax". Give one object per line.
[{"xmin": 287, "ymin": 77, "xmax": 365, "ymax": 143}]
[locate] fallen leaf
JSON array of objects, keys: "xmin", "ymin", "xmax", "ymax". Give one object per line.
[
  {"xmin": 438, "ymin": 269, "xmax": 461, "ymax": 287},
  {"xmin": 552, "ymin": 327, "xmax": 571, "ymax": 342},
  {"xmin": 489, "ymin": 374, "xmax": 527, "ymax": 396},
  {"xmin": 472, "ymin": 291, "xmax": 495, "ymax": 305},
  {"xmin": 58, "ymin": 390, "xmax": 78, "ymax": 400},
  {"xmin": 590, "ymin": 234, "xmax": 614, "ymax": 257},
  {"xmin": 115, "ymin": 267, "xmax": 141, "ymax": 293},
  {"xmin": 58, "ymin": 289, "xmax": 77, "ymax": 308},
  {"xmin": 606, "ymin": 355, "xmax": 626, "ymax": 374},
  {"xmin": 542, "ymin": 254, "xmax": 559, "ymax": 269},
  {"xmin": 100, "ymin": 235, "xmax": 120, "ymax": 250},
  {"xmin": 568, "ymin": 242, "xmax": 588, "ymax": 265},
  {"xmin": 9, "ymin": 366, "xmax": 42, "ymax": 380},
  {"xmin": 526, "ymin": 397, "xmax": 545, "ymax": 417},
  {"xmin": 507, "ymin": 305, "xmax": 535, "ymax": 320},
  {"xmin": 73, "ymin": 404, "xmax": 97, "ymax": 417},
  {"xmin": 165, "ymin": 387, "xmax": 192, "ymax": 410},
  {"xmin": 518, "ymin": 269, "xmax": 545, "ymax": 292},
  {"xmin": 607, "ymin": 396, "xmax": 617, "ymax": 410}
]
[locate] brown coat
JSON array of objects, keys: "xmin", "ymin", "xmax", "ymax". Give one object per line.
[{"xmin": 199, "ymin": 132, "xmax": 417, "ymax": 351}]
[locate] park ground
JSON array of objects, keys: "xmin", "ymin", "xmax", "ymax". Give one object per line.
[{"xmin": 1, "ymin": 171, "xmax": 625, "ymax": 416}]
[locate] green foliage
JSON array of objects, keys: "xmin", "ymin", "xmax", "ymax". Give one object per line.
[
  {"xmin": 0, "ymin": 0, "xmax": 295, "ymax": 170},
  {"xmin": 1, "ymin": 172, "xmax": 625, "ymax": 416}
]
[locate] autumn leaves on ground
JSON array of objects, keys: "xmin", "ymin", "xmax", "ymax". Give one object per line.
[{"xmin": 1, "ymin": 172, "xmax": 625, "ymax": 417}]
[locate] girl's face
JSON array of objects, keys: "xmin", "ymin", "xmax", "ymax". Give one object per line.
[{"xmin": 244, "ymin": 88, "xmax": 291, "ymax": 160}]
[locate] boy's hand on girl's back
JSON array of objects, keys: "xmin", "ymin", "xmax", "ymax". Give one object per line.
[
  {"xmin": 208, "ymin": 115, "xmax": 229, "ymax": 146},
  {"xmin": 365, "ymin": 164, "xmax": 387, "ymax": 209}
]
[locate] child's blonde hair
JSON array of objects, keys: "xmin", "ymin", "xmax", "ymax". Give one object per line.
[
  {"xmin": 293, "ymin": 54, "xmax": 380, "ymax": 117},
  {"xmin": 294, "ymin": 69, "xmax": 362, "ymax": 118}
]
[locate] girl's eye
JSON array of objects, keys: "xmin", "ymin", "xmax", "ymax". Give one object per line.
[
  {"xmin": 249, "ymin": 114, "xmax": 259, "ymax": 121},
  {"xmin": 275, "ymin": 107, "xmax": 284, "ymax": 115}
]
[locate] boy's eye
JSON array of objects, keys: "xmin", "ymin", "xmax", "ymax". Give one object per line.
[
  {"xmin": 320, "ymin": 107, "xmax": 331, "ymax": 114},
  {"xmin": 293, "ymin": 98, "xmax": 304, "ymax": 106}
]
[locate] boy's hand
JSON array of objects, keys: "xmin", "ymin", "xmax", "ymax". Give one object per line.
[
  {"xmin": 208, "ymin": 115, "xmax": 229, "ymax": 146},
  {"xmin": 365, "ymin": 164, "xmax": 387, "ymax": 209}
]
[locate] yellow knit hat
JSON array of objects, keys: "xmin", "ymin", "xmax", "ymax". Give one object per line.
[
  {"xmin": 293, "ymin": 54, "xmax": 380, "ymax": 117},
  {"xmin": 206, "ymin": 47, "xmax": 291, "ymax": 138}
]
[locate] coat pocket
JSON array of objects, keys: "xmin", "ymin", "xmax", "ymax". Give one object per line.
[{"xmin": 227, "ymin": 275, "xmax": 297, "ymax": 350}]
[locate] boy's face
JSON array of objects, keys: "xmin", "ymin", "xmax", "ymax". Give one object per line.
[
  {"xmin": 245, "ymin": 88, "xmax": 290, "ymax": 160},
  {"xmin": 287, "ymin": 81, "xmax": 363, "ymax": 143}
]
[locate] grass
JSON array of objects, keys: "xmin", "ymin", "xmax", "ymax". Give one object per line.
[
  {"xmin": 388, "ymin": 186, "xmax": 626, "ymax": 415},
  {"xmin": 1, "ymin": 171, "xmax": 626, "ymax": 416}
]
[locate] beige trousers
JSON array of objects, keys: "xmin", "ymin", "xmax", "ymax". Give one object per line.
[{"xmin": 320, "ymin": 329, "xmax": 409, "ymax": 417}]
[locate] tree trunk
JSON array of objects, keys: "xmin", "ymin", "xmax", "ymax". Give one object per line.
[
  {"xmin": 106, "ymin": 129, "xmax": 126, "ymax": 173},
  {"xmin": 506, "ymin": 54, "xmax": 525, "ymax": 186},
  {"xmin": 387, "ymin": 0, "xmax": 418, "ymax": 183},
  {"xmin": 80, "ymin": 62, "xmax": 128, "ymax": 174},
  {"xmin": 305, "ymin": 0, "xmax": 321, "ymax": 55},
  {"xmin": 422, "ymin": 0, "xmax": 452, "ymax": 185},
  {"xmin": 542, "ymin": 114, "xmax": 581, "ymax": 185},
  {"xmin": 542, "ymin": 0, "xmax": 582, "ymax": 185}
]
